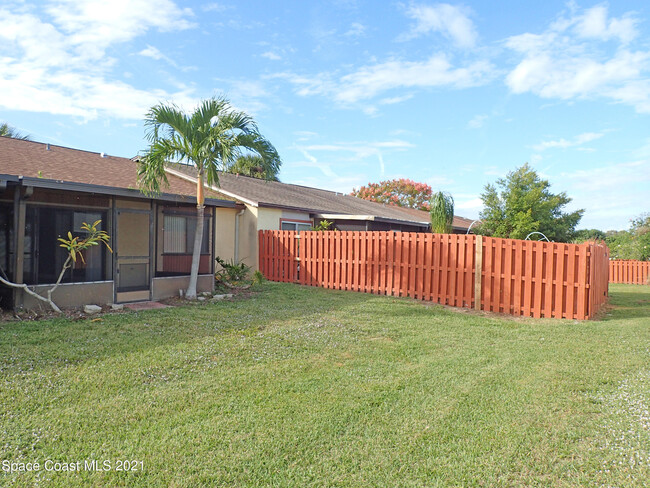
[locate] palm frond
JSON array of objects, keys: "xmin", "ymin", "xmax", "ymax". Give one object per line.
[{"xmin": 0, "ymin": 122, "xmax": 31, "ymax": 140}]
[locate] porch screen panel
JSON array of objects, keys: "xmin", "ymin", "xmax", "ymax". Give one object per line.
[{"xmin": 23, "ymin": 207, "xmax": 107, "ymax": 285}]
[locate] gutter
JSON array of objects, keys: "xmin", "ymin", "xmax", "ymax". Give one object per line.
[
  {"xmin": 1, "ymin": 175, "xmax": 237, "ymax": 208},
  {"xmin": 234, "ymin": 208, "xmax": 245, "ymax": 263}
]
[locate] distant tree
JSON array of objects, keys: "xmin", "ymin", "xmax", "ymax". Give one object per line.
[
  {"xmin": 607, "ymin": 213, "xmax": 650, "ymax": 260},
  {"xmin": 606, "ymin": 230, "xmax": 635, "ymax": 259},
  {"xmin": 225, "ymin": 154, "xmax": 280, "ymax": 181},
  {"xmin": 0, "ymin": 122, "xmax": 30, "ymax": 140},
  {"xmin": 573, "ymin": 228, "xmax": 606, "ymax": 243},
  {"xmin": 351, "ymin": 179, "xmax": 432, "ymax": 210},
  {"xmin": 474, "ymin": 163, "xmax": 583, "ymax": 242},
  {"xmin": 430, "ymin": 191, "xmax": 454, "ymax": 233},
  {"xmin": 631, "ymin": 213, "xmax": 650, "ymax": 261}
]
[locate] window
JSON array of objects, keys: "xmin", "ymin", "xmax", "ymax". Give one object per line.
[
  {"xmin": 158, "ymin": 211, "xmax": 212, "ymax": 277},
  {"xmin": 163, "ymin": 215, "xmax": 187, "ymax": 253},
  {"xmin": 280, "ymin": 220, "xmax": 312, "ymax": 232},
  {"xmin": 163, "ymin": 214, "xmax": 209, "ymax": 254}
]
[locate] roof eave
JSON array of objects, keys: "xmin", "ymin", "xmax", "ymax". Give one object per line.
[{"xmin": 6, "ymin": 175, "xmax": 237, "ymax": 208}]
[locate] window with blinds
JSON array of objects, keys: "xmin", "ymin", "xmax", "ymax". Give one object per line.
[
  {"xmin": 163, "ymin": 215, "xmax": 187, "ymax": 253},
  {"xmin": 163, "ymin": 214, "xmax": 209, "ymax": 254}
]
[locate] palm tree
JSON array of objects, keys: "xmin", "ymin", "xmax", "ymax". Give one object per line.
[
  {"xmin": 137, "ymin": 97, "xmax": 281, "ymax": 299},
  {"xmin": 0, "ymin": 122, "xmax": 30, "ymax": 140},
  {"xmin": 226, "ymin": 154, "xmax": 280, "ymax": 181},
  {"xmin": 430, "ymin": 191, "xmax": 454, "ymax": 234}
]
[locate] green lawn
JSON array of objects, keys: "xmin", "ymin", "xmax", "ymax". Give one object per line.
[{"xmin": 1, "ymin": 283, "xmax": 649, "ymax": 487}]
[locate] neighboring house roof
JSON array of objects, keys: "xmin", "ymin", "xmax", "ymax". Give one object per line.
[
  {"xmin": 0, "ymin": 137, "xmax": 235, "ymax": 207},
  {"xmin": 167, "ymin": 164, "xmax": 474, "ymax": 231}
]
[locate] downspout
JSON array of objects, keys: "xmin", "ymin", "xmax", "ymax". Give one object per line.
[{"xmin": 234, "ymin": 208, "xmax": 245, "ymax": 263}]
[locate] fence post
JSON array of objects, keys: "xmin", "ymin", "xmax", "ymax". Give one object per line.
[{"xmin": 474, "ymin": 235, "xmax": 483, "ymax": 311}]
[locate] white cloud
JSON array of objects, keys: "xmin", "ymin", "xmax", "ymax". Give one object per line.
[
  {"xmin": 467, "ymin": 114, "xmax": 487, "ymax": 129},
  {"xmin": 379, "ymin": 94, "xmax": 414, "ymax": 105},
  {"xmin": 574, "ymin": 5, "xmax": 637, "ymax": 44},
  {"xmin": 296, "ymin": 150, "xmax": 339, "ymax": 178},
  {"xmin": 300, "ymin": 140, "xmax": 414, "ymax": 157},
  {"xmin": 532, "ymin": 132, "xmax": 605, "ymax": 151},
  {"xmin": 139, "ymin": 45, "xmax": 165, "ymax": 61},
  {"xmin": 0, "ymin": 1, "xmax": 196, "ymax": 120},
  {"xmin": 202, "ymin": 3, "xmax": 231, "ymax": 13},
  {"xmin": 401, "ymin": 3, "xmax": 477, "ymax": 48},
  {"xmin": 558, "ymin": 159, "xmax": 650, "ymax": 229},
  {"xmin": 504, "ymin": 4, "xmax": 650, "ymax": 113},
  {"xmin": 276, "ymin": 55, "xmax": 494, "ymax": 105},
  {"xmin": 137, "ymin": 44, "xmax": 185, "ymax": 70},
  {"xmin": 560, "ymin": 159, "xmax": 650, "ymax": 193},
  {"xmin": 455, "ymin": 197, "xmax": 482, "ymax": 210},
  {"xmin": 345, "ymin": 22, "xmax": 366, "ymax": 38},
  {"xmin": 46, "ymin": 0, "xmax": 194, "ymax": 58},
  {"xmin": 261, "ymin": 51, "xmax": 281, "ymax": 61},
  {"xmin": 294, "ymin": 140, "xmax": 415, "ymax": 179},
  {"xmin": 293, "ymin": 130, "xmax": 318, "ymax": 141}
]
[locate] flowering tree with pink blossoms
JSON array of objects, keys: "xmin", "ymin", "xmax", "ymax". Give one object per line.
[{"xmin": 351, "ymin": 179, "xmax": 433, "ymax": 211}]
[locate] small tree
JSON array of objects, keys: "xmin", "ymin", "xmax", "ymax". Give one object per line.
[
  {"xmin": 474, "ymin": 163, "xmax": 583, "ymax": 242},
  {"xmin": 429, "ymin": 191, "xmax": 454, "ymax": 233},
  {"xmin": 0, "ymin": 221, "xmax": 112, "ymax": 313},
  {"xmin": 351, "ymin": 179, "xmax": 433, "ymax": 210},
  {"xmin": 311, "ymin": 220, "xmax": 333, "ymax": 231}
]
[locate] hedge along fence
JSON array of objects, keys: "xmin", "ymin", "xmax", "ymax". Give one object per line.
[
  {"xmin": 259, "ymin": 231, "xmax": 610, "ymax": 320},
  {"xmin": 609, "ymin": 260, "xmax": 650, "ymax": 285}
]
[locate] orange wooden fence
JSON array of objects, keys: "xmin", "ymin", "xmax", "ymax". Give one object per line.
[
  {"xmin": 609, "ymin": 260, "xmax": 650, "ymax": 285},
  {"xmin": 479, "ymin": 237, "xmax": 610, "ymax": 319},
  {"xmin": 299, "ymin": 232, "xmax": 476, "ymax": 308},
  {"xmin": 259, "ymin": 231, "xmax": 610, "ymax": 320}
]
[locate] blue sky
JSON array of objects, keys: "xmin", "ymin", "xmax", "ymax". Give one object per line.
[{"xmin": 1, "ymin": 0, "xmax": 649, "ymax": 231}]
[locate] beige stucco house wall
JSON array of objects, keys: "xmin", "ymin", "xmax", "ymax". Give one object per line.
[{"xmin": 214, "ymin": 205, "xmax": 311, "ymax": 271}]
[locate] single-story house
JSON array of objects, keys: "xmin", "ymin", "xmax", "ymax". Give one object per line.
[
  {"xmin": 1, "ymin": 137, "xmax": 475, "ymax": 310},
  {"xmin": 165, "ymin": 165, "xmax": 475, "ymax": 271},
  {"xmin": 0, "ymin": 137, "xmax": 241, "ymax": 310}
]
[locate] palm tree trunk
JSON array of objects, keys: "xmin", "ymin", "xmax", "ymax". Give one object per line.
[{"xmin": 186, "ymin": 171, "xmax": 205, "ymax": 299}]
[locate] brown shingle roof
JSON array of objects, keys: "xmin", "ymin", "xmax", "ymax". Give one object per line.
[
  {"xmin": 168, "ymin": 164, "xmax": 473, "ymax": 230},
  {"xmin": 0, "ymin": 137, "xmax": 229, "ymax": 204}
]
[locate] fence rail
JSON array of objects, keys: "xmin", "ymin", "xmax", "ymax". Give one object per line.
[
  {"xmin": 259, "ymin": 231, "xmax": 610, "ymax": 320},
  {"xmin": 609, "ymin": 260, "xmax": 650, "ymax": 285}
]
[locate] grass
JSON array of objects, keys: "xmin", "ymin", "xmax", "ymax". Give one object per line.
[{"xmin": 0, "ymin": 283, "xmax": 649, "ymax": 487}]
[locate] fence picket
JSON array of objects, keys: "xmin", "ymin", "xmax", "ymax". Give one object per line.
[{"xmin": 609, "ymin": 260, "xmax": 649, "ymax": 285}]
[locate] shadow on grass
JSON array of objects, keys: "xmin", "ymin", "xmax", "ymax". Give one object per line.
[
  {"xmin": 0, "ymin": 283, "xmax": 380, "ymax": 373},
  {"xmin": 600, "ymin": 285, "xmax": 650, "ymax": 321}
]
